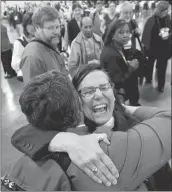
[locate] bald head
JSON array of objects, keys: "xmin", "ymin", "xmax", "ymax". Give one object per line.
[
  {"xmin": 81, "ymin": 16, "xmax": 92, "ymax": 27},
  {"xmin": 81, "ymin": 17, "xmax": 93, "ymax": 38}
]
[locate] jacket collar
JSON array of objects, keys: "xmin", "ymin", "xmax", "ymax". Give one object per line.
[{"xmin": 75, "ymin": 32, "xmax": 102, "ymax": 45}]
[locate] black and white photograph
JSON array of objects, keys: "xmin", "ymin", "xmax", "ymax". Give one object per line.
[{"xmin": 1, "ymin": 0, "xmax": 171, "ymax": 191}]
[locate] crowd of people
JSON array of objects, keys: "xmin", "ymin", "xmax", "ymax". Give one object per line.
[{"xmin": 1, "ymin": 0, "xmax": 172, "ymax": 191}]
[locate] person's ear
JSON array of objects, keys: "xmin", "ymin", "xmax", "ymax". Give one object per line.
[{"xmin": 79, "ymin": 96, "xmax": 83, "ymax": 110}]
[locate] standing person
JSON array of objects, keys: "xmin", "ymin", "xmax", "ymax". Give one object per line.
[
  {"xmin": 68, "ymin": 17, "xmax": 104, "ymax": 77},
  {"xmin": 8, "ymin": 6, "xmax": 23, "ymax": 37},
  {"xmin": 1, "ymin": 24, "xmax": 16, "ymax": 79},
  {"xmin": 89, "ymin": 0, "xmax": 104, "ymax": 37},
  {"xmin": 11, "ymin": 12, "xmax": 35, "ymax": 82},
  {"xmin": 119, "ymin": 1, "xmax": 141, "ymax": 50},
  {"xmin": 151, "ymin": 1, "xmax": 156, "ymax": 14},
  {"xmin": 20, "ymin": 6, "xmax": 68, "ymax": 85},
  {"xmin": 101, "ymin": 1, "xmax": 117, "ymax": 37},
  {"xmin": 142, "ymin": 1, "xmax": 149, "ymax": 18},
  {"xmin": 67, "ymin": 2, "xmax": 82, "ymax": 46},
  {"xmin": 100, "ymin": 19, "xmax": 141, "ymax": 106},
  {"xmin": 142, "ymin": 1, "xmax": 171, "ymax": 92},
  {"xmin": 134, "ymin": 1, "xmax": 140, "ymax": 19}
]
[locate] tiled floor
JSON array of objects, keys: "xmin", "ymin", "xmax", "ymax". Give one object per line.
[{"xmin": 1, "ymin": 16, "xmax": 171, "ymax": 176}]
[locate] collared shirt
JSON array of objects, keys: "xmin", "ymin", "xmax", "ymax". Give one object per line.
[
  {"xmin": 82, "ymin": 34, "xmax": 101, "ymax": 62},
  {"xmin": 11, "ymin": 35, "xmax": 28, "ymax": 76}
]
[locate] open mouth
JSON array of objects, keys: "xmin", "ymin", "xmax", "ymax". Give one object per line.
[{"xmin": 92, "ymin": 104, "xmax": 107, "ymax": 115}]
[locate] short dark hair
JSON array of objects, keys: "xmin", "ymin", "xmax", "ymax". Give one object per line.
[
  {"xmin": 104, "ymin": 19, "xmax": 128, "ymax": 46},
  {"xmin": 32, "ymin": 6, "xmax": 60, "ymax": 28},
  {"xmin": 19, "ymin": 70, "xmax": 81, "ymax": 131},
  {"xmin": 22, "ymin": 11, "xmax": 33, "ymax": 37},
  {"xmin": 72, "ymin": 64, "xmax": 112, "ymax": 90}
]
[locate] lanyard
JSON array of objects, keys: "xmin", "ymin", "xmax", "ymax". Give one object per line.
[{"xmin": 118, "ymin": 50, "xmax": 128, "ymax": 64}]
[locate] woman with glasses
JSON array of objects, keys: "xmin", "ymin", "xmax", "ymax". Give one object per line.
[
  {"xmin": 4, "ymin": 65, "xmax": 171, "ymax": 191},
  {"xmin": 100, "ymin": 19, "xmax": 141, "ymax": 106}
]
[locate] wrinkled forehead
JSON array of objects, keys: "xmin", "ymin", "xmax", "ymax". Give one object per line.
[{"xmin": 78, "ymin": 70, "xmax": 110, "ymax": 90}]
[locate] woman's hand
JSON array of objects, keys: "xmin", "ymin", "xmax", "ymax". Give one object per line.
[
  {"xmin": 88, "ymin": 59, "xmax": 100, "ymax": 65},
  {"xmin": 128, "ymin": 59, "xmax": 139, "ymax": 71},
  {"xmin": 122, "ymin": 104, "xmax": 140, "ymax": 115},
  {"xmin": 49, "ymin": 132, "xmax": 119, "ymax": 186},
  {"xmin": 134, "ymin": 28, "xmax": 141, "ymax": 37}
]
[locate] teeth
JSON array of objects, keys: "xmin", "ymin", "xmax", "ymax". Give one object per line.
[{"xmin": 94, "ymin": 104, "xmax": 106, "ymax": 109}]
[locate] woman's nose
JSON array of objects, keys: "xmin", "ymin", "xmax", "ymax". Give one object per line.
[{"xmin": 94, "ymin": 88, "xmax": 103, "ymax": 98}]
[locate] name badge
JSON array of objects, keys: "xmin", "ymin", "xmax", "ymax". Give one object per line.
[{"xmin": 14, "ymin": 16, "xmax": 18, "ymax": 21}]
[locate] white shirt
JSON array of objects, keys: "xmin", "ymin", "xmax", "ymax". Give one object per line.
[{"xmin": 11, "ymin": 35, "xmax": 27, "ymax": 76}]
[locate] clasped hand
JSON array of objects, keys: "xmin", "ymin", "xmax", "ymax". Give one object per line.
[
  {"xmin": 49, "ymin": 132, "xmax": 119, "ymax": 186},
  {"xmin": 128, "ymin": 59, "xmax": 139, "ymax": 71}
]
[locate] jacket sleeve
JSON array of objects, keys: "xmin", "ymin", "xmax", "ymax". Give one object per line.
[
  {"xmin": 132, "ymin": 106, "xmax": 169, "ymax": 121},
  {"xmin": 11, "ymin": 40, "xmax": 24, "ymax": 73},
  {"xmin": 5, "ymin": 155, "xmax": 71, "ymax": 191},
  {"xmin": 11, "ymin": 124, "xmax": 58, "ymax": 160},
  {"xmin": 68, "ymin": 40, "xmax": 81, "ymax": 77},
  {"xmin": 67, "ymin": 21, "xmax": 72, "ymax": 45},
  {"xmin": 100, "ymin": 109, "xmax": 171, "ymax": 190},
  {"xmin": 141, "ymin": 17, "xmax": 154, "ymax": 51},
  {"xmin": 67, "ymin": 109, "xmax": 171, "ymax": 191},
  {"xmin": 101, "ymin": 54, "xmax": 128, "ymax": 89}
]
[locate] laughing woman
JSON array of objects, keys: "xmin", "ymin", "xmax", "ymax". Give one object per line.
[{"xmin": 2, "ymin": 65, "xmax": 171, "ymax": 191}]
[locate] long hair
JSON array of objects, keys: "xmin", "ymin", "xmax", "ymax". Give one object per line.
[{"xmin": 104, "ymin": 19, "xmax": 128, "ymax": 46}]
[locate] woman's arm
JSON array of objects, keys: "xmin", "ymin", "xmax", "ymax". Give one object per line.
[
  {"xmin": 67, "ymin": 109, "xmax": 171, "ymax": 190},
  {"xmin": 11, "ymin": 125, "xmax": 118, "ymax": 186}
]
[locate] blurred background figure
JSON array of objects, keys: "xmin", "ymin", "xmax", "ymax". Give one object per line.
[
  {"xmin": 101, "ymin": 1, "xmax": 117, "ymax": 38},
  {"xmin": 134, "ymin": 1, "xmax": 141, "ymax": 19},
  {"xmin": 11, "ymin": 12, "xmax": 35, "ymax": 82},
  {"xmin": 8, "ymin": 5, "xmax": 23, "ymax": 37},
  {"xmin": 67, "ymin": 2, "xmax": 82, "ymax": 46},
  {"xmin": 142, "ymin": 1, "xmax": 171, "ymax": 92},
  {"xmin": 1, "ymin": 24, "xmax": 16, "ymax": 79},
  {"xmin": 89, "ymin": 0, "xmax": 104, "ymax": 37}
]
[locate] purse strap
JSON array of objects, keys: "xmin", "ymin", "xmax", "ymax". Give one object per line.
[{"xmin": 31, "ymin": 39, "xmax": 60, "ymax": 55}]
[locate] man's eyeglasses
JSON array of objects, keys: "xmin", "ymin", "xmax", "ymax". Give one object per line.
[
  {"xmin": 43, "ymin": 25, "xmax": 62, "ymax": 32},
  {"xmin": 78, "ymin": 82, "xmax": 114, "ymax": 98}
]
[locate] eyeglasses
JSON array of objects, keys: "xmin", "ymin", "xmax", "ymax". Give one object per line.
[
  {"xmin": 78, "ymin": 82, "xmax": 113, "ymax": 98},
  {"xmin": 43, "ymin": 25, "xmax": 61, "ymax": 32}
]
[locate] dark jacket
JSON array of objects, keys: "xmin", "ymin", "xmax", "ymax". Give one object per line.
[
  {"xmin": 1, "ymin": 24, "xmax": 12, "ymax": 52},
  {"xmin": 142, "ymin": 14, "xmax": 171, "ymax": 59},
  {"xmin": 100, "ymin": 43, "xmax": 139, "ymax": 101},
  {"xmin": 3, "ymin": 107, "xmax": 171, "ymax": 191},
  {"xmin": 67, "ymin": 18, "xmax": 80, "ymax": 45}
]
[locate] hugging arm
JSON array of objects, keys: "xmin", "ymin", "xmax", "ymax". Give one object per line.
[
  {"xmin": 11, "ymin": 125, "xmax": 118, "ymax": 186},
  {"xmin": 109, "ymin": 111, "xmax": 171, "ymax": 190},
  {"xmin": 68, "ymin": 108, "xmax": 171, "ymax": 190}
]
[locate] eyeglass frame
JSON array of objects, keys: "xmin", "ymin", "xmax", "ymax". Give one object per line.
[
  {"xmin": 78, "ymin": 82, "xmax": 114, "ymax": 98},
  {"xmin": 42, "ymin": 24, "xmax": 63, "ymax": 32}
]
